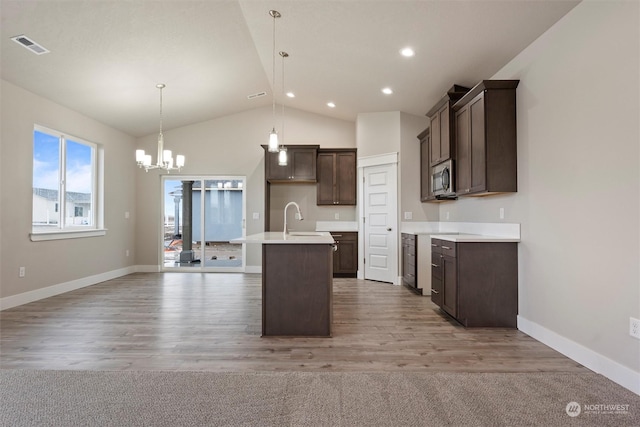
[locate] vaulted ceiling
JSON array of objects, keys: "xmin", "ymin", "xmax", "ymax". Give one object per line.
[{"xmin": 1, "ymin": 0, "xmax": 580, "ymax": 137}]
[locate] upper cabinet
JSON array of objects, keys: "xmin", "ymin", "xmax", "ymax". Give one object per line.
[
  {"xmin": 453, "ymin": 80, "xmax": 519, "ymax": 196},
  {"xmin": 264, "ymin": 145, "xmax": 319, "ymax": 182},
  {"xmin": 418, "ymin": 128, "xmax": 434, "ymax": 202},
  {"xmin": 317, "ymin": 149, "xmax": 357, "ymax": 205},
  {"xmin": 426, "ymin": 85, "xmax": 470, "ymax": 166}
]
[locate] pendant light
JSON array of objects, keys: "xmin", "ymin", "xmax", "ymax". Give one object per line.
[
  {"xmin": 135, "ymin": 84, "xmax": 185, "ymax": 172},
  {"xmin": 278, "ymin": 51, "xmax": 289, "ymax": 166},
  {"xmin": 267, "ymin": 10, "xmax": 281, "ymax": 153}
]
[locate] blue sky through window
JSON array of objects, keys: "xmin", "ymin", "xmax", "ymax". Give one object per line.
[{"xmin": 33, "ymin": 130, "xmax": 92, "ymax": 193}]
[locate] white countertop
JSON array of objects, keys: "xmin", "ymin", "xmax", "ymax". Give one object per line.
[
  {"xmin": 315, "ymin": 221, "xmax": 358, "ymax": 232},
  {"xmin": 432, "ymin": 234, "xmax": 520, "ymax": 243},
  {"xmin": 231, "ymin": 232, "xmax": 335, "ymax": 244}
]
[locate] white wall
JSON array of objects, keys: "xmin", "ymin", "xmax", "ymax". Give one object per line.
[
  {"xmin": 399, "ymin": 112, "xmax": 438, "ymax": 222},
  {"xmin": 134, "ymin": 105, "xmax": 355, "ymax": 268},
  {"xmin": 443, "ymin": 1, "xmax": 640, "ymax": 376},
  {"xmin": 0, "ymin": 80, "xmax": 137, "ymax": 299}
]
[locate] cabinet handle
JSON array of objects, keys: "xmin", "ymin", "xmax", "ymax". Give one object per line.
[
  {"xmin": 332, "ymin": 234, "xmax": 343, "ymax": 237},
  {"xmin": 431, "ymin": 263, "xmax": 439, "ymax": 267},
  {"xmin": 442, "ymin": 246, "xmax": 451, "ymax": 250},
  {"xmin": 431, "ymin": 289, "xmax": 440, "ymax": 294},
  {"xmin": 431, "ymin": 244, "xmax": 438, "ymax": 247}
]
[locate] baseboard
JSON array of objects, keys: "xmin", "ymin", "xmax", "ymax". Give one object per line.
[
  {"xmin": 518, "ymin": 315, "xmax": 640, "ymax": 395},
  {"xmin": 135, "ymin": 265, "xmax": 162, "ymax": 273},
  {"xmin": 0, "ymin": 266, "xmax": 137, "ymax": 311}
]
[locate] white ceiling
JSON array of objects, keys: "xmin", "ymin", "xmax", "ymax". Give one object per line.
[{"xmin": 1, "ymin": 0, "xmax": 580, "ymax": 138}]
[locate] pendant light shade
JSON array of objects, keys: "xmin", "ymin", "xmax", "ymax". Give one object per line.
[
  {"xmin": 278, "ymin": 146, "xmax": 288, "ymax": 166},
  {"xmin": 268, "ymin": 128, "xmax": 279, "ymax": 152},
  {"xmin": 135, "ymin": 84, "xmax": 185, "ymax": 172}
]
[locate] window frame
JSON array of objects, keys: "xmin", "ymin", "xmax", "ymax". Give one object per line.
[{"xmin": 30, "ymin": 124, "xmax": 106, "ymax": 241}]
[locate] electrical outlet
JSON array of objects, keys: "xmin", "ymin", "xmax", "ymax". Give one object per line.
[
  {"xmin": 19, "ymin": 267, "xmax": 25, "ymax": 278},
  {"xmin": 125, "ymin": 211, "xmax": 130, "ymax": 219},
  {"xmin": 253, "ymin": 212, "xmax": 260, "ymax": 220},
  {"xmin": 125, "ymin": 249, "xmax": 130, "ymax": 257},
  {"xmin": 630, "ymin": 317, "xmax": 640, "ymax": 339},
  {"xmin": 499, "ymin": 208, "xmax": 505, "ymax": 219},
  {"xmin": 446, "ymin": 211, "xmax": 450, "ymax": 220},
  {"xmin": 334, "ymin": 213, "xmax": 340, "ymax": 220},
  {"xmin": 404, "ymin": 212, "xmax": 412, "ymax": 220}
]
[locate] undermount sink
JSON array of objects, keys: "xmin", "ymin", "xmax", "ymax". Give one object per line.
[{"xmin": 288, "ymin": 231, "xmax": 324, "ymax": 236}]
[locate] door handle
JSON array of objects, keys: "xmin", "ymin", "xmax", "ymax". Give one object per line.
[{"xmin": 387, "ymin": 227, "xmax": 392, "ymax": 231}]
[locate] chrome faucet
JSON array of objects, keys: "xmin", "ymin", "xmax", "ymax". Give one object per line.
[{"xmin": 283, "ymin": 201, "xmax": 303, "ymax": 235}]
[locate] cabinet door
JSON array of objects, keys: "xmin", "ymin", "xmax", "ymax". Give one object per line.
[
  {"xmin": 336, "ymin": 151, "xmax": 356, "ymax": 205},
  {"xmin": 439, "ymin": 105, "xmax": 450, "ymax": 161},
  {"xmin": 332, "ymin": 232, "xmax": 357, "ymax": 276},
  {"xmin": 291, "ymin": 149, "xmax": 317, "ymax": 180},
  {"xmin": 317, "ymin": 152, "xmax": 335, "ymax": 205},
  {"xmin": 455, "ymin": 105, "xmax": 471, "ymax": 194},
  {"xmin": 265, "ymin": 151, "xmax": 291, "ymax": 181},
  {"xmin": 469, "ymin": 93, "xmax": 486, "ymax": 193},
  {"xmin": 441, "ymin": 255, "xmax": 457, "ymax": 317},
  {"xmin": 420, "ymin": 133, "xmax": 433, "ymax": 201},
  {"xmin": 430, "ymin": 114, "xmax": 441, "ymax": 166}
]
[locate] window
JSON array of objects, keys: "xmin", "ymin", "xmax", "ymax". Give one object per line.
[{"xmin": 31, "ymin": 125, "xmax": 103, "ymax": 240}]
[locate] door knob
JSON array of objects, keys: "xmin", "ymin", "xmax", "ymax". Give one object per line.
[{"xmin": 387, "ymin": 227, "xmax": 392, "ymax": 231}]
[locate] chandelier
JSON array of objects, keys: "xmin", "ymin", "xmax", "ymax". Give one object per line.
[{"xmin": 135, "ymin": 83, "xmax": 185, "ymax": 172}]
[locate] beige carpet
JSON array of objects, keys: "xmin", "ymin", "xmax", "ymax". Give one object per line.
[{"xmin": 1, "ymin": 370, "xmax": 638, "ymax": 426}]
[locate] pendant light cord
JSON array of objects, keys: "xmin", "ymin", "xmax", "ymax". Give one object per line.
[
  {"xmin": 159, "ymin": 85, "xmax": 163, "ymax": 137},
  {"xmin": 272, "ymin": 12, "xmax": 277, "ymax": 126},
  {"xmin": 281, "ymin": 53, "xmax": 286, "ymax": 145}
]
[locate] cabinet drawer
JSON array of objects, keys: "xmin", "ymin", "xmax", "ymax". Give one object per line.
[
  {"xmin": 401, "ymin": 233, "xmax": 416, "ymax": 246},
  {"xmin": 432, "ymin": 238, "xmax": 456, "ymax": 257},
  {"xmin": 431, "ymin": 252, "xmax": 442, "ymax": 279}
]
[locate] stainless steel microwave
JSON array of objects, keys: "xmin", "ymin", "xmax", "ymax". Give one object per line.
[{"xmin": 432, "ymin": 160, "xmax": 455, "ymax": 197}]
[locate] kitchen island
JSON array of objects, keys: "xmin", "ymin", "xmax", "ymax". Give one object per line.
[{"xmin": 231, "ymin": 232, "xmax": 335, "ymax": 337}]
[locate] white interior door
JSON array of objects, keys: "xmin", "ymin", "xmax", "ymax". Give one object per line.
[{"xmin": 363, "ymin": 163, "xmax": 398, "ymax": 283}]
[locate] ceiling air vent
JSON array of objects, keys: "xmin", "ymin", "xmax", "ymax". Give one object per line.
[
  {"xmin": 10, "ymin": 35, "xmax": 50, "ymax": 55},
  {"xmin": 247, "ymin": 91, "xmax": 267, "ymax": 100}
]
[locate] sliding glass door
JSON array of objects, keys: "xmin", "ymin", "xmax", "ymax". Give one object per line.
[{"xmin": 161, "ymin": 176, "xmax": 246, "ymax": 272}]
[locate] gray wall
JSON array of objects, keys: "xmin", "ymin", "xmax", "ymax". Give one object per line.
[
  {"xmin": 442, "ymin": 1, "xmax": 639, "ymax": 373},
  {"xmin": 0, "ymin": 80, "xmax": 137, "ymax": 299}
]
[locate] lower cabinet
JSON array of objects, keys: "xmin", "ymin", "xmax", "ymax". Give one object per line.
[
  {"xmin": 431, "ymin": 238, "xmax": 518, "ymax": 327},
  {"xmin": 401, "ymin": 233, "xmax": 420, "ymax": 294},
  {"xmin": 331, "ymin": 232, "xmax": 357, "ymax": 277}
]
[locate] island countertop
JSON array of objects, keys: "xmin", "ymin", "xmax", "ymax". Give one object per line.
[{"xmin": 231, "ymin": 232, "xmax": 335, "ymax": 244}]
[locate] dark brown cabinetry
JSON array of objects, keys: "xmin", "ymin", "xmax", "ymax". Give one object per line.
[
  {"xmin": 453, "ymin": 80, "xmax": 519, "ymax": 196},
  {"xmin": 426, "ymin": 85, "xmax": 470, "ymax": 166},
  {"xmin": 265, "ymin": 145, "xmax": 318, "ymax": 182},
  {"xmin": 418, "ymin": 128, "xmax": 434, "ymax": 202},
  {"xmin": 331, "ymin": 231, "xmax": 357, "ymax": 277},
  {"xmin": 431, "ymin": 238, "xmax": 518, "ymax": 328},
  {"xmin": 262, "ymin": 243, "xmax": 333, "ymax": 336},
  {"xmin": 317, "ymin": 149, "xmax": 357, "ymax": 205},
  {"xmin": 401, "ymin": 233, "xmax": 420, "ymax": 294}
]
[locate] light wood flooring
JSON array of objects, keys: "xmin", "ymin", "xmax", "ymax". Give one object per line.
[{"xmin": 0, "ymin": 273, "xmax": 586, "ymax": 373}]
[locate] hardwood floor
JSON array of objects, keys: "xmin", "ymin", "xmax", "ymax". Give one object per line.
[{"xmin": 0, "ymin": 273, "xmax": 585, "ymax": 373}]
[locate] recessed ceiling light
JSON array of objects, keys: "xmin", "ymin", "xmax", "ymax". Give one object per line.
[
  {"xmin": 327, "ymin": 102, "xmax": 336, "ymax": 108},
  {"xmin": 382, "ymin": 87, "xmax": 393, "ymax": 95},
  {"xmin": 286, "ymin": 92, "xmax": 295, "ymax": 98},
  {"xmin": 400, "ymin": 47, "xmax": 415, "ymax": 57}
]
